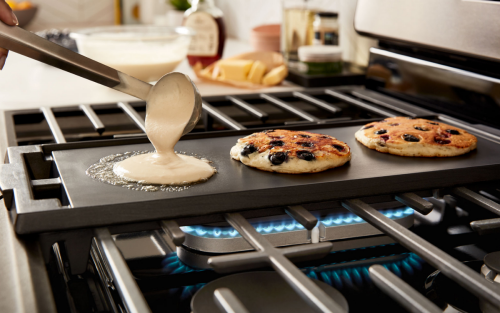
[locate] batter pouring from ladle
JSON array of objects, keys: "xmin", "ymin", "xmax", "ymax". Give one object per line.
[
  {"xmin": 0, "ymin": 23, "xmax": 215, "ymax": 186},
  {"xmin": 113, "ymin": 73, "xmax": 216, "ymax": 185}
]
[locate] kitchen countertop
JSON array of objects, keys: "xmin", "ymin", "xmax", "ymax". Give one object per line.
[
  {"xmin": 0, "ymin": 38, "xmax": 301, "ymax": 110},
  {"xmin": 0, "ymin": 38, "xmax": 302, "ymax": 156}
]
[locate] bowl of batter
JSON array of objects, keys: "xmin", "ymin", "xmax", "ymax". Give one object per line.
[{"xmin": 70, "ymin": 25, "xmax": 194, "ymax": 82}]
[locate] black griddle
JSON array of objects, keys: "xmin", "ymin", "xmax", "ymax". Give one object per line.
[{"xmin": 2, "ymin": 121, "xmax": 500, "ymax": 235}]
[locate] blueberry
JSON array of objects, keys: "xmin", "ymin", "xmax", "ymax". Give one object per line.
[
  {"xmin": 389, "ymin": 123, "xmax": 399, "ymax": 126},
  {"xmin": 299, "ymin": 134, "xmax": 311, "ymax": 138},
  {"xmin": 375, "ymin": 129, "xmax": 387, "ymax": 135},
  {"xmin": 269, "ymin": 152, "xmax": 288, "ymax": 165},
  {"xmin": 427, "ymin": 122, "xmax": 439, "ymax": 125},
  {"xmin": 446, "ymin": 129, "xmax": 460, "ymax": 135},
  {"xmin": 269, "ymin": 140, "xmax": 284, "ymax": 147},
  {"xmin": 363, "ymin": 125, "xmax": 374, "ymax": 130},
  {"xmin": 414, "ymin": 126, "xmax": 429, "ymax": 131},
  {"xmin": 332, "ymin": 144, "xmax": 345, "ymax": 152},
  {"xmin": 240, "ymin": 144, "xmax": 257, "ymax": 157},
  {"xmin": 435, "ymin": 138, "xmax": 451, "ymax": 145},
  {"xmin": 296, "ymin": 151, "xmax": 315, "ymax": 161},
  {"xmin": 403, "ymin": 134, "xmax": 420, "ymax": 142},
  {"xmin": 380, "ymin": 135, "xmax": 390, "ymax": 142},
  {"xmin": 298, "ymin": 142, "xmax": 314, "ymax": 148},
  {"xmin": 320, "ymin": 135, "xmax": 331, "ymax": 139}
]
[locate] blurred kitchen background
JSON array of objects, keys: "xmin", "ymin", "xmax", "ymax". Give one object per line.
[
  {"xmin": 0, "ymin": 0, "xmax": 381, "ymax": 139},
  {"xmin": 11, "ymin": 0, "xmax": 376, "ymax": 68}
]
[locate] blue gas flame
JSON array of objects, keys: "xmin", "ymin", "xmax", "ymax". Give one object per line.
[
  {"xmin": 162, "ymin": 250, "xmax": 424, "ymax": 299},
  {"xmin": 305, "ymin": 253, "xmax": 424, "ymax": 289},
  {"xmin": 162, "ymin": 252, "xmax": 203, "ymax": 275},
  {"xmin": 181, "ymin": 207, "xmax": 413, "ymax": 238}
]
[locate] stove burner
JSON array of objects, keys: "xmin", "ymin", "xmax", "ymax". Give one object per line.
[
  {"xmin": 481, "ymin": 252, "xmax": 500, "ymax": 313},
  {"xmin": 181, "ymin": 207, "xmax": 414, "ymax": 239},
  {"xmin": 307, "ymin": 253, "xmax": 424, "ymax": 290},
  {"xmin": 425, "ymin": 260, "xmax": 483, "ymax": 313},
  {"xmin": 484, "ymin": 251, "xmax": 500, "ymax": 276},
  {"xmin": 191, "ymin": 272, "xmax": 348, "ymax": 313},
  {"xmin": 162, "ymin": 252, "xmax": 201, "ymax": 275}
]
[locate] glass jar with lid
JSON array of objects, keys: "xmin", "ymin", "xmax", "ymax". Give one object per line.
[
  {"xmin": 281, "ymin": 0, "xmax": 324, "ymax": 62},
  {"xmin": 313, "ymin": 12, "xmax": 339, "ymax": 46},
  {"xmin": 183, "ymin": 0, "xmax": 226, "ymax": 68}
]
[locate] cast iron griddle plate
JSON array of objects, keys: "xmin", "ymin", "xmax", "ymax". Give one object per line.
[{"xmin": 11, "ymin": 124, "xmax": 498, "ymax": 234}]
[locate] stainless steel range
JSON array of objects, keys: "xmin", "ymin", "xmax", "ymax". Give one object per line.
[{"xmin": 2, "ymin": 2, "xmax": 500, "ymax": 313}]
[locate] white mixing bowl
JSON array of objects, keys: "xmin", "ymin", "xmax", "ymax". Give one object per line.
[{"xmin": 71, "ymin": 25, "xmax": 194, "ymax": 82}]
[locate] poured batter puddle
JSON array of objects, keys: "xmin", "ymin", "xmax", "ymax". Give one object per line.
[{"xmin": 86, "ymin": 150, "xmax": 217, "ymax": 192}]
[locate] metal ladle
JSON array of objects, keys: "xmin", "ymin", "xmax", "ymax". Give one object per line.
[{"xmin": 0, "ymin": 24, "xmax": 202, "ymax": 135}]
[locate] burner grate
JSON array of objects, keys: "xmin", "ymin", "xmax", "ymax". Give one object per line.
[
  {"xmin": 4, "ymin": 86, "xmax": 430, "ymax": 147},
  {"xmin": 3, "ymin": 86, "xmax": 500, "ymax": 312}
]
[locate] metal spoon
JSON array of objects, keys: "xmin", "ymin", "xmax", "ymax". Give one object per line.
[{"xmin": 0, "ymin": 24, "xmax": 202, "ymax": 135}]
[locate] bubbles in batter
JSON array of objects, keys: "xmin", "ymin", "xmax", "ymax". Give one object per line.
[{"xmin": 86, "ymin": 150, "xmax": 217, "ymax": 192}]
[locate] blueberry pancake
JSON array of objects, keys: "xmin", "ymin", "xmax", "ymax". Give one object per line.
[
  {"xmin": 230, "ymin": 129, "xmax": 351, "ymax": 174},
  {"xmin": 355, "ymin": 117, "xmax": 477, "ymax": 157}
]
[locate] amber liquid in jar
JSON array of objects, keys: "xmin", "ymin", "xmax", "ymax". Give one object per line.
[
  {"xmin": 183, "ymin": 0, "xmax": 226, "ymax": 68},
  {"xmin": 186, "ymin": 16, "xmax": 226, "ymax": 68}
]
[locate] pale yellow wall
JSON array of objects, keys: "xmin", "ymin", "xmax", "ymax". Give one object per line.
[
  {"xmin": 24, "ymin": 0, "xmax": 115, "ymax": 31},
  {"xmin": 214, "ymin": 0, "xmax": 339, "ymax": 42}
]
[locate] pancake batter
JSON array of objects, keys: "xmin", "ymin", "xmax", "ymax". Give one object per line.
[{"xmin": 113, "ymin": 73, "xmax": 215, "ymax": 185}]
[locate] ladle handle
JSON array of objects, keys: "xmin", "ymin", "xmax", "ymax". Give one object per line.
[{"xmin": 0, "ymin": 24, "xmax": 152, "ymax": 100}]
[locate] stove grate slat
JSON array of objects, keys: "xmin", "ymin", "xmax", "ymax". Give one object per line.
[
  {"xmin": 214, "ymin": 288, "xmax": 250, "ymax": 313},
  {"xmin": 342, "ymin": 198, "xmax": 500, "ymax": 310},
  {"xmin": 41, "ymin": 107, "xmax": 66, "ymax": 143},
  {"xmin": 325, "ymin": 89, "xmax": 397, "ymax": 118},
  {"xmin": 202, "ymin": 102, "xmax": 247, "ymax": 131},
  {"xmin": 470, "ymin": 217, "xmax": 500, "ymax": 235},
  {"xmin": 285, "ymin": 205, "xmax": 318, "ymax": 230},
  {"xmin": 94, "ymin": 227, "xmax": 151, "ymax": 313},
  {"xmin": 226, "ymin": 96, "xmax": 268, "ymax": 122},
  {"xmin": 261, "ymin": 93, "xmax": 321, "ymax": 122},
  {"xmin": 117, "ymin": 102, "xmax": 146, "ymax": 133},
  {"xmin": 369, "ymin": 264, "xmax": 442, "ymax": 313},
  {"xmin": 452, "ymin": 187, "xmax": 500, "ymax": 235},
  {"xmin": 395, "ymin": 193, "xmax": 434, "ymax": 215},
  {"xmin": 160, "ymin": 220, "xmax": 185, "ymax": 246},
  {"xmin": 293, "ymin": 91, "xmax": 343, "ymax": 114},
  {"xmin": 209, "ymin": 212, "xmax": 346, "ymax": 313},
  {"xmin": 79, "ymin": 104, "xmax": 105, "ymax": 135},
  {"xmin": 453, "ymin": 187, "xmax": 500, "ymax": 217}
]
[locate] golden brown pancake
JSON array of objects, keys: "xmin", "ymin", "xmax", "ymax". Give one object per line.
[
  {"xmin": 230, "ymin": 129, "xmax": 351, "ymax": 174},
  {"xmin": 355, "ymin": 117, "xmax": 477, "ymax": 157}
]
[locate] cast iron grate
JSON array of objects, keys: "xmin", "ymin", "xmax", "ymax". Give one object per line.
[
  {"xmin": 4, "ymin": 86, "xmax": 436, "ymax": 147},
  {"xmin": 3, "ymin": 87, "xmax": 500, "ymax": 312}
]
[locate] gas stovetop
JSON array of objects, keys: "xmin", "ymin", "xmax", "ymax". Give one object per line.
[{"xmin": 2, "ymin": 46, "xmax": 500, "ymax": 313}]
